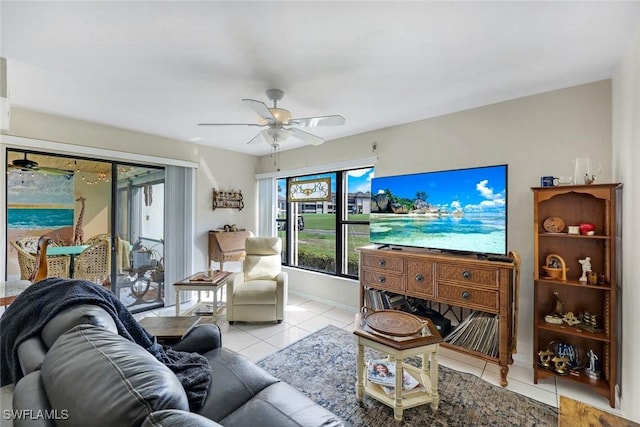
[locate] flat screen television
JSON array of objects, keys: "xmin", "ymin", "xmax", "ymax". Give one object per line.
[{"xmin": 370, "ymin": 164, "xmax": 508, "ymax": 256}]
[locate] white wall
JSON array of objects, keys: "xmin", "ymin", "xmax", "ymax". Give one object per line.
[
  {"xmin": 2, "ymin": 108, "xmax": 258, "ymax": 278},
  {"xmin": 612, "ymin": 27, "xmax": 640, "ymax": 422},
  {"xmin": 258, "ymin": 80, "xmax": 613, "ymax": 367}
]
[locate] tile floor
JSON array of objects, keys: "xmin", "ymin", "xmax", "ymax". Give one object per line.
[{"xmin": 0, "ymin": 292, "xmax": 626, "ymax": 424}]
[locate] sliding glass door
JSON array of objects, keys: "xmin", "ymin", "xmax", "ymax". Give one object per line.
[
  {"xmin": 114, "ymin": 164, "xmax": 165, "ymax": 312},
  {"xmin": 5, "ymin": 148, "xmax": 165, "ymax": 313}
]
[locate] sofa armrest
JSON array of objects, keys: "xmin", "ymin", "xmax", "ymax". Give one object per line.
[
  {"xmin": 170, "ymin": 324, "xmax": 222, "ymax": 354},
  {"xmin": 143, "ymin": 410, "xmax": 223, "ymax": 427},
  {"xmin": 17, "ymin": 337, "xmax": 47, "ymax": 376}
]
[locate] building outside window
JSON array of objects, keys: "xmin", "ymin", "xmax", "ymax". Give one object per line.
[{"xmin": 276, "ymin": 166, "xmax": 373, "ymax": 278}]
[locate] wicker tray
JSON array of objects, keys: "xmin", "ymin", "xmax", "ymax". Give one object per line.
[
  {"xmin": 543, "ymin": 216, "xmax": 565, "ymax": 233},
  {"xmin": 363, "ymin": 310, "xmax": 426, "ymax": 337}
]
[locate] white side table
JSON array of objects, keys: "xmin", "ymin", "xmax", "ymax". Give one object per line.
[
  {"xmin": 173, "ymin": 271, "xmax": 231, "ymax": 319},
  {"xmin": 354, "ymin": 312, "xmax": 442, "ymax": 422}
]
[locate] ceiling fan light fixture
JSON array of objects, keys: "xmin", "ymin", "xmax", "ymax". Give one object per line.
[{"xmin": 258, "ymin": 107, "xmax": 291, "ymax": 125}]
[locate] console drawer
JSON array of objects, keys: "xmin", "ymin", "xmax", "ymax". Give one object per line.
[
  {"xmin": 361, "ymin": 270, "xmax": 404, "ymax": 292},
  {"xmin": 406, "ymin": 258, "xmax": 435, "ymax": 298},
  {"xmin": 436, "ymin": 283, "xmax": 499, "ymax": 312},
  {"xmin": 361, "ymin": 253, "xmax": 404, "ymax": 273},
  {"xmin": 437, "ymin": 264, "xmax": 499, "ymax": 287}
]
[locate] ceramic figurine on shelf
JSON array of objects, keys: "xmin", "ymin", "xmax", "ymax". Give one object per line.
[
  {"xmin": 562, "ymin": 311, "xmax": 580, "ymax": 326},
  {"xmin": 544, "ymin": 292, "xmax": 565, "ymax": 325},
  {"xmin": 586, "ymin": 350, "xmax": 601, "ymax": 379},
  {"xmin": 579, "ymin": 257, "xmax": 592, "ymax": 282}
]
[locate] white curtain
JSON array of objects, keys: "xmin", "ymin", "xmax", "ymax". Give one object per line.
[
  {"xmin": 257, "ymin": 177, "xmax": 277, "ymax": 237},
  {"xmin": 163, "ymin": 165, "xmax": 195, "ymax": 305}
]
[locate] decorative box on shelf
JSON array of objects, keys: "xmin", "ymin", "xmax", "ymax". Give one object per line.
[{"xmin": 213, "ymin": 189, "xmax": 243, "ymax": 210}]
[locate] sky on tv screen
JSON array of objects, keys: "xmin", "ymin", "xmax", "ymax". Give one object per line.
[{"xmin": 371, "ymin": 165, "xmax": 506, "ymax": 213}]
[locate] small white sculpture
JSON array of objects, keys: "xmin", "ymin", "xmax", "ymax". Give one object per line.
[
  {"xmin": 586, "ymin": 349, "xmax": 600, "ymax": 379},
  {"xmin": 587, "ymin": 350, "xmax": 598, "ymax": 372},
  {"xmin": 579, "ymin": 257, "xmax": 592, "ymax": 282}
]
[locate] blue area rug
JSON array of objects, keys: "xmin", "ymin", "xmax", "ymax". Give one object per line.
[{"xmin": 257, "ymin": 325, "xmax": 558, "ymax": 426}]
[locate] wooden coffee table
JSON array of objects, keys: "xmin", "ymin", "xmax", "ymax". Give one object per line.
[{"xmin": 138, "ymin": 316, "xmax": 201, "ymax": 340}]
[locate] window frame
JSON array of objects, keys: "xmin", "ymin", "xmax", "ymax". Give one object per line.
[{"xmin": 277, "ymin": 166, "xmax": 372, "ymax": 279}]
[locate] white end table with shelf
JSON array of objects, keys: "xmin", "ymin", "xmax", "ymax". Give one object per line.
[
  {"xmin": 354, "ymin": 311, "xmax": 442, "ymax": 422},
  {"xmin": 174, "ymin": 271, "xmax": 231, "ymax": 319}
]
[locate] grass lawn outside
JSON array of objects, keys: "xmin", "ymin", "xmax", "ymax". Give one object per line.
[{"xmin": 282, "ymin": 213, "xmax": 370, "ymax": 274}]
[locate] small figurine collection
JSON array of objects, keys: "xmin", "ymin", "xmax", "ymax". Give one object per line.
[
  {"xmin": 539, "ymin": 291, "xmax": 602, "ymax": 378},
  {"xmin": 538, "ymin": 340, "xmax": 600, "ymax": 378},
  {"xmin": 543, "ymin": 292, "xmax": 602, "ymax": 332}
]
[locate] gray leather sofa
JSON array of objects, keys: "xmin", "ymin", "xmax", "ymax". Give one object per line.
[{"xmin": 11, "ymin": 304, "xmax": 347, "ymax": 427}]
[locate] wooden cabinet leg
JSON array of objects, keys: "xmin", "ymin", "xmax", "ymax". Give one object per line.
[{"xmin": 500, "ymin": 365, "xmax": 509, "ymax": 387}]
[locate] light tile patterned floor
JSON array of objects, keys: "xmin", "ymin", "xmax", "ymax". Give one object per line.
[{"xmin": 0, "ymin": 292, "xmax": 626, "ymax": 426}]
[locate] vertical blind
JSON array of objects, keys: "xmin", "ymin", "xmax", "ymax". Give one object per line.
[{"xmin": 163, "ymin": 165, "xmax": 195, "ymax": 305}]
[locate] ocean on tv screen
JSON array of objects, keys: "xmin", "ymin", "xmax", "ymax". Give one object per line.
[{"xmin": 369, "ymin": 164, "xmax": 507, "ymax": 254}]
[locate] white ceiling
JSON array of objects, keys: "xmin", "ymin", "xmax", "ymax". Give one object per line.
[{"xmin": 2, "ymin": 1, "xmax": 640, "ymax": 156}]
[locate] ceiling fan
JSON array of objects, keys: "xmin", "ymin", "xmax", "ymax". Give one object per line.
[
  {"xmin": 7, "ymin": 153, "xmax": 74, "ymax": 177},
  {"xmin": 198, "ymin": 89, "xmax": 345, "ymax": 147}
]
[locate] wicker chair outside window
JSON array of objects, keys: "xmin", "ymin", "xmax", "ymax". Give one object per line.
[
  {"xmin": 84, "ymin": 233, "xmax": 110, "ymax": 245},
  {"xmin": 73, "ymin": 239, "xmax": 111, "ymax": 284},
  {"xmin": 10, "ymin": 239, "xmax": 71, "ymax": 280}
]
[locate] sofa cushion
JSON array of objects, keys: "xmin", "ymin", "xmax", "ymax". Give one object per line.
[
  {"xmin": 220, "ymin": 382, "xmax": 347, "ymax": 427},
  {"xmin": 197, "ymin": 348, "xmax": 279, "ymax": 422},
  {"xmin": 41, "ymin": 325, "xmax": 188, "ymax": 426}
]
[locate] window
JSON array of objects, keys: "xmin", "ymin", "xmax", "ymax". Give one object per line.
[{"xmin": 277, "ymin": 166, "xmax": 373, "ymax": 278}]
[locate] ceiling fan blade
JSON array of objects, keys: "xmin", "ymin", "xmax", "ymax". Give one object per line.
[
  {"xmin": 242, "ymin": 99, "xmax": 276, "ymax": 123},
  {"xmin": 38, "ymin": 167, "xmax": 75, "ymax": 176},
  {"xmin": 246, "ymin": 133, "xmax": 266, "ymax": 145},
  {"xmin": 8, "ymin": 164, "xmax": 73, "ymax": 177},
  {"xmin": 197, "ymin": 122, "xmax": 264, "ymax": 127},
  {"xmin": 286, "ymin": 128, "xmax": 325, "ymax": 145},
  {"xmin": 291, "ymin": 115, "xmax": 345, "ymax": 127}
]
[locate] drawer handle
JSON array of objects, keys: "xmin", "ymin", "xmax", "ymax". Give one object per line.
[
  {"xmin": 462, "ymin": 270, "xmax": 472, "ymax": 279},
  {"xmin": 461, "ymin": 291, "xmax": 472, "ymax": 299},
  {"xmin": 378, "ymin": 259, "xmax": 386, "ymax": 267},
  {"xmin": 378, "ymin": 276, "xmax": 386, "ymax": 284},
  {"xmin": 415, "ymin": 274, "xmax": 424, "ymax": 283}
]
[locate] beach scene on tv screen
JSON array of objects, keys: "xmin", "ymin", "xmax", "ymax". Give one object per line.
[{"xmin": 370, "ymin": 165, "xmax": 507, "ymax": 254}]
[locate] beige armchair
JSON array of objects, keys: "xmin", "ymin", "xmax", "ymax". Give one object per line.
[{"xmin": 226, "ymin": 237, "xmax": 287, "ymax": 324}]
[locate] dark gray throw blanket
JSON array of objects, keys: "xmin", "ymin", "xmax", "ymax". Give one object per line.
[{"xmin": 0, "ymin": 278, "xmax": 211, "ymax": 410}]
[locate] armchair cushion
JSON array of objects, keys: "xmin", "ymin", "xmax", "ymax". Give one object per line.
[
  {"xmin": 233, "ymin": 279, "xmax": 277, "ymax": 305},
  {"xmin": 244, "ymin": 237, "xmax": 282, "ymax": 281}
]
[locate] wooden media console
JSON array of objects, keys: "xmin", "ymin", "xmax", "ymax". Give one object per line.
[{"xmin": 358, "ymin": 245, "xmax": 520, "ymax": 386}]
